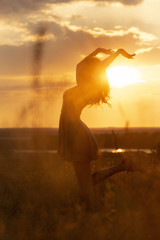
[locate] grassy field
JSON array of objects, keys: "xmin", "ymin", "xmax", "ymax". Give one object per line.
[{"xmin": 0, "ymin": 151, "xmax": 160, "ymax": 240}]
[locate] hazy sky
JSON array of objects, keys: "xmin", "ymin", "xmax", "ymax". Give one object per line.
[{"xmin": 0, "ymin": 0, "xmax": 160, "ymax": 128}]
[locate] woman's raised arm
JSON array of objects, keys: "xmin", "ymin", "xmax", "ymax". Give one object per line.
[
  {"xmin": 87, "ymin": 48, "xmax": 114, "ymax": 58},
  {"xmin": 101, "ymin": 49, "xmax": 135, "ymax": 69},
  {"xmin": 77, "ymin": 48, "xmax": 113, "ymax": 66}
]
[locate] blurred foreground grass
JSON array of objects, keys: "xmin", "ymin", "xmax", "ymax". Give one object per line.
[{"xmin": 0, "ymin": 151, "xmax": 160, "ymax": 240}]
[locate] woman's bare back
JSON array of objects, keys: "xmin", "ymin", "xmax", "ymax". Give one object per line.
[{"xmin": 62, "ymin": 86, "xmax": 87, "ymax": 121}]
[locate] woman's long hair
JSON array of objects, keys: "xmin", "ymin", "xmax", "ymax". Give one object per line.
[{"xmin": 77, "ymin": 57, "xmax": 110, "ymax": 106}]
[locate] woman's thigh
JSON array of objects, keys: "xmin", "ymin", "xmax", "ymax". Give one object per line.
[{"xmin": 72, "ymin": 161, "xmax": 93, "ymax": 192}]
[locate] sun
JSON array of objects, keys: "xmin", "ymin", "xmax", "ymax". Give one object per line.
[{"xmin": 106, "ymin": 65, "xmax": 140, "ymax": 88}]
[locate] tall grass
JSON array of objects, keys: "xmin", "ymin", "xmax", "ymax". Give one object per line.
[{"xmin": 0, "ymin": 150, "xmax": 160, "ymax": 239}]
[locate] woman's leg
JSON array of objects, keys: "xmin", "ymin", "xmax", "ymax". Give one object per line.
[
  {"xmin": 92, "ymin": 159, "xmax": 141, "ymax": 185},
  {"xmin": 72, "ymin": 161, "xmax": 95, "ymax": 209},
  {"xmin": 92, "ymin": 162, "xmax": 126, "ymax": 185},
  {"xmin": 72, "ymin": 159, "xmax": 140, "ymax": 209}
]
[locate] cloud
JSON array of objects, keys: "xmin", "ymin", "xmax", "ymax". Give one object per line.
[
  {"xmin": 0, "ymin": 21, "xmax": 158, "ymax": 77},
  {"xmin": 0, "ymin": 78, "xmax": 73, "ymax": 92},
  {"xmin": 0, "ymin": 0, "xmax": 49, "ymax": 15},
  {"xmin": 135, "ymin": 47, "xmax": 153, "ymax": 55},
  {"xmin": 0, "ymin": 0, "xmax": 144, "ymax": 17},
  {"xmin": 66, "ymin": 24, "xmax": 157, "ymax": 44},
  {"xmin": 105, "ymin": 0, "xmax": 144, "ymax": 5},
  {"xmin": 1, "ymin": 18, "xmax": 156, "ymax": 48},
  {"xmin": 136, "ymin": 47, "xmax": 160, "ymax": 66},
  {"xmin": 0, "ymin": 22, "xmax": 32, "ymax": 46}
]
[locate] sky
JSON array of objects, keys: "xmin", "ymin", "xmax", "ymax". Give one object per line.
[{"xmin": 0, "ymin": 0, "xmax": 160, "ymax": 128}]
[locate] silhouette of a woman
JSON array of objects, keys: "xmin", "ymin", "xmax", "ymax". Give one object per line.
[{"xmin": 58, "ymin": 48, "xmax": 135, "ymax": 207}]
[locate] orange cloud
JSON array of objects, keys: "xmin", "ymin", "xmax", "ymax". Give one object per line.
[{"xmin": 0, "ymin": 21, "xmax": 158, "ymax": 77}]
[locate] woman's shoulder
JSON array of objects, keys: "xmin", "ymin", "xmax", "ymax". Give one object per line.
[
  {"xmin": 62, "ymin": 86, "xmax": 85, "ymax": 110},
  {"xmin": 63, "ymin": 86, "xmax": 80, "ymax": 100}
]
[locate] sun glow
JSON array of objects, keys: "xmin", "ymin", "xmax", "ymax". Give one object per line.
[{"xmin": 106, "ymin": 66, "xmax": 140, "ymax": 88}]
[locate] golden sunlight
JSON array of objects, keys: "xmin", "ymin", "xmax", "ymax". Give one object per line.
[{"xmin": 106, "ymin": 66, "xmax": 140, "ymax": 88}]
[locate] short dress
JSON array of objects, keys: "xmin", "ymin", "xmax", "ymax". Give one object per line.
[{"xmin": 58, "ymin": 87, "xmax": 99, "ymax": 162}]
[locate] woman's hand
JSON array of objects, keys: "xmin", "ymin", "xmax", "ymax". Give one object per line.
[
  {"xmin": 118, "ymin": 49, "xmax": 135, "ymax": 59},
  {"xmin": 96, "ymin": 48, "xmax": 114, "ymax": 55},
  {"xmin": 101, "ymin": 48, "xmax": 135, "ymax": 69},
  {"xmin": 105, "ymin": 49, "xmax": 115, "ymax": 55},
  {"xmin": 83, "ymin": 48, "xmax": 114, "ymax": 60}
]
